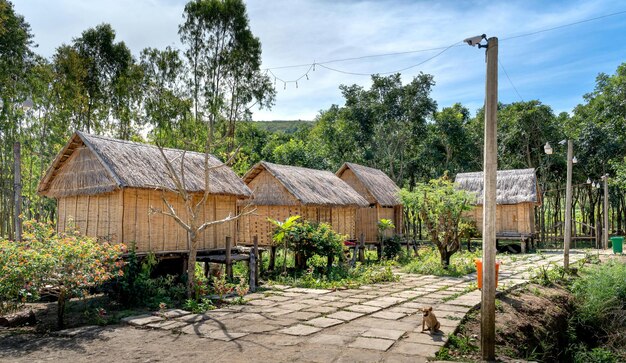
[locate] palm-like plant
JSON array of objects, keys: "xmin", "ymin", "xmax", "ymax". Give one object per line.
[{"xmin": 268, "ymin": 215, "xmax": 301, "ymax": 273}]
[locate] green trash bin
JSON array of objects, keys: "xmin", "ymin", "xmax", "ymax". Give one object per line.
[{"xmin": 610, "ymin": 236, "xmax": 623, "ymax": 254}]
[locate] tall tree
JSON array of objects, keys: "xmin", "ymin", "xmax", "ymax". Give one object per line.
[{"xmin": 179, "ymin": 0, "xmax": 275, "ymax": 149}]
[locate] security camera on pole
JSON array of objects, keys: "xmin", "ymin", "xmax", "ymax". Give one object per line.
[{"xmin": 465, "ymin": 33, "xmax": 497, "ymax": 361}]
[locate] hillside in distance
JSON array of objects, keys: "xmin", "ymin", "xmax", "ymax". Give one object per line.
[{"xmin": 249, "ymin": 120, "xmax": 314, "ymax": 134}]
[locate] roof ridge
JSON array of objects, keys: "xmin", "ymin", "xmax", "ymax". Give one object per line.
[{"xmin": 78, "ymin": 131, "xmax": 216, "ymax": 159}]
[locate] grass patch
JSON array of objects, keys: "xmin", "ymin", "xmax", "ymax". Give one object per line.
[
  {"xmin": 402, "ymin": 246, "xmax": 481, "ymax": 277},
  {"xmin": 265, "ymin": 263, "xmax": 398, "ymax": 289}
]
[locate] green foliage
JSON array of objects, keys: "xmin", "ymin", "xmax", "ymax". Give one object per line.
[
  {"xmin": 529, "ymin": 263, "xmax": 568, "ymax": 287},
  {"xmin": 0, "ymin": 220, "xmax": 125, "ymax": 327},
  {"xmin": 402, "ymin": 245, "xmax": 480, "ymax": 277},
  {"xmin": 401, "ymin": 178, "xmax": 474, "ymax": 267},
  {"xmin": 183, "ymin": 298, "xmax": 215, "ymax": 314},
  {"xmin": 112, "ymin": 250, "xmax": 187, "ymax": 310},
  {"xmin": 270, "ymin": 216, "xmax": 345, "ymax": 271},
  {"xmin": 267, "ymin": 263, "xmax": 398, "ymax": 290},
  {"xmin": 570, "ymin": 261, "xmax": 626, "ymax": 330},
  {"xmin": 382, "ymin": 235, "xmax": 404, "ymax": 260},
  {"xmin": 573, "ymin": 347, "xmax": 618, "ymax": 363}
]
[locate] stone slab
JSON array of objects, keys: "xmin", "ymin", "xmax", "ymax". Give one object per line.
[
  {"xmin": 51, "ymin": 325, "xmax": 102, "ymax": 338},
  {"xmin": 305, "ymin": 305, "xmax": 338, "ymax": 314},
  {"xmin": 345, "ymin": 304, "xmax": 382, "ymax": 314},
  {"xmin": 124, "ymin": 315, "xmax": 164, "ymax": 327},
  {"xmin": 389, "ymin": 341, "xmax": 441, "ymax": 356},
  {"xmin": 326, "ymin": 310, "xmax": 364, "ymax": 322},
  {"xmin": 361, "ymin": 328, "xmax": 406, "ymax": 341},
  {"xmin": 371, "ymin": 311, "xmax": 406, "ymax": 320},
  {"xmin": 305, "ymin": 317, "xmax": 344, "ymax": 328},
  {"xmin": 348, "ymin": 337, "xmax": 396, "ymax": 351},
  {"xmin": 283, "ymin": 311, "xmax": 322, "ymax": 321},
  {"xmin": 279, "ymin": 324, "xmax": 322, "ymax": 336},
  {"xmin": 309, "ymin": 333, "xmax": 355, "ymax": 346}
]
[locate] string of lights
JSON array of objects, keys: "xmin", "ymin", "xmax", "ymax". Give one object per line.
[{"xmin": 264, "ymin": 9, "xmax": 626, "ymax": 90}]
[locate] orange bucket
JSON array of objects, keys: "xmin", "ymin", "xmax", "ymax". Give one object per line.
[{"xmin": 475, "ymin": 259, "xmax": 500, "ymax": 289}]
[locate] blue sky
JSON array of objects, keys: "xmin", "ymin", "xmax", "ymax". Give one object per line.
[{"xmin": 14, "ymin": 0, "xmax": 626, "ymax": 121}]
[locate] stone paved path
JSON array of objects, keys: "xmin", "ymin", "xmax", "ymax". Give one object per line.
[{"xmin": 119, "ymin": 250, "xmax": 594, "ymax": 362}]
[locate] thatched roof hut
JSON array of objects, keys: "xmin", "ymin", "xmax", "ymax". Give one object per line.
[
  {"xmin": 243, "ymin": 161, "xmax": 369, "ymax": 207},
  {"xmin": 454, "ymin": 168, "xmax": 540, "ymax": 205},
  {"xmin": 39, "ymin": 131, "xmax": 251, "ymax": 198},
  {"xmin": 38, "ymin": 131, "xmax": 251, "ymax": 254},
  {"xmin": 336, "ymin": 162, "xmax": 403, "ymax": 243},
  {"xmin": 455, "ymin": 168, "xmax": 540, "ymax": 238},
  {"xmin": 239, "ymin": 161, "xmax": 368, "ymax": 246}
]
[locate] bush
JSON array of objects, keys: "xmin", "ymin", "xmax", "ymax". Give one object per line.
[
  {"xmin": 111, "ymin": 250, "xmax": 187, "ymax": 310},
  {"xmin": 570, "ymin": 262, "xmax": 626, "ymax": 349},
  {"xmin": 0, "ymin": 220, "xmax": 125, "ymax": 328},
  {"xmin": 382, "ymin": 235, "xmax": 404, "ymax": 260},
  {"xmin": 270, "ymin": 217, "xmax": 345, "ymax": 271}
]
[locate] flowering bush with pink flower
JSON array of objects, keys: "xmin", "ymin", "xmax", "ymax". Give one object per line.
[{"xmin": 0, "ymin": 220, "xmax": 126, "ymax": 328}]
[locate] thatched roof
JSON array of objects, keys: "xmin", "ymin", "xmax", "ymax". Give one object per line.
[
  {"xmin": 243, "ymin": 161, "xmax": 369, "ymax": 207},
  {"xmin": 38, "ymin": 131, "xmax": 252, "ymax": 198},
  {"xmin": 454, "ymin": 168, "xmax": 540, "ymax": 205},
  {"xmin": 336, "ymin": 162, "xmax": 401, "ymax": 206}
]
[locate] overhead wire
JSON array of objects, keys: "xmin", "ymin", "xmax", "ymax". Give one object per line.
[
  {"xmin": 499, "ymin": 59, "xmax": 524, "ymax": 102},
  {"xmin": 264, "ymin": 8, "xmax": 626, "ymax": 89}
]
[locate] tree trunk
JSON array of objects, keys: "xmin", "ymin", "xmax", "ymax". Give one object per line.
[
  {"xmin": 438, "ymin": 246, "xmax": 451, "ymax": 268},
  {"xmin": 57, "ymin": 290, "xmax": 66, "ymax": 330},
  {"xmin": 187, "ymin": 231, "xmax": 198, "ymax": 298},
  {"xmin": 326, "ymin": 254, "xmax": 334, "ymax": 275},
  {"xmin": 269, "ymin": 245, "xmax": 276, "ymax": 271},
  {"xmin": 295, "ymin": 251, "xmax": 306, "ymax": 270}
]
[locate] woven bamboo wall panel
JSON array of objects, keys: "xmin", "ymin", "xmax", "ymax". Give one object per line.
[
  {"xmin": 248, "ymin": 170, "xmax": 299, "ymax": 205},
  {"xmin": 356, "ymin": 207, "xmax": 378, "ymax": 243},
  {"xmin": 467, "ymin": 203, "xmax": 534, "ymax": 235},
  {"xmin": 339, "ymin": 169, "xmax": 376, "ymax": 204}
]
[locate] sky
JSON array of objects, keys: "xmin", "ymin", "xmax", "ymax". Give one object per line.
[{"xmin": 13, "ymin": 0, "xmax": 626, "ymax": 121}]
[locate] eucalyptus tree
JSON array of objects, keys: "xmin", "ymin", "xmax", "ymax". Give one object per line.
[
  {"xmin": 140, "ymin": 46, "xmax": 193, "ymax": 148},
  {"xmin": 179, "ymin": 0, "xmax": 275, "ymax": 150},
  {"xmin": 0, "ymin": 0, "xmax": 36, "ymax": 239}
]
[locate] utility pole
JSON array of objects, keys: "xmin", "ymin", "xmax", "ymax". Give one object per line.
[
  {"xmin": 564, "ymin": 140, "xmax": 573, "ymax": 269},
  {"xmin": 481, "ymin": 36, "xmax": 498, "ymax": 361},
  {"xmin": 603, "ymin": 174, "xmax": 609, "ymax": 249}
]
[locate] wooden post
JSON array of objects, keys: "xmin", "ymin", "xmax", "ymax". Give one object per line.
[
  {"xmin": 603, "ymin": 174, "xmax": 609, "ymax": 249},
  {"xmin": 225, "ymin": 236, "xmax": 233, "ymax": 280},
  {"xmin": 564, "ymin": 140, "xmax": 573, "ymax": 269},
  {"xmin": 481, "ymin": 36, "xmax": 498, "ymax": 362},
  {"xmin": 358, "ymin": 233, "xmax": 365, "ymax": 263},
  {"xmin": 14, "ymin": 142, "xmax": 22, "ymax": 242},
  {"xmin": 253, "ymin": 236, "xmax": 259, "ymax": 285},
  {"xmin": 249, "ymin": 248, "xmax": 256, "ymax": 292}
]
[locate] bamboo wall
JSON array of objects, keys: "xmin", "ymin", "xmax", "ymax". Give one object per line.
[
  {"xmin": 355, "ymin": 205, "xmax": 403, "ymax": 243},
  {"xmin": 56, "ymin": 188, "xmax": 238, "ymax": 253},
  {"xmin": 238, "ymin": 205, "xmax": 358, "ymax": 246},
  {"xmin": 339, "ymin": 169, "xmax": 376, "ymax": 204},
  {"xmin": 466, "ymin": 202, "xmax": 535, "ymax": 235}
]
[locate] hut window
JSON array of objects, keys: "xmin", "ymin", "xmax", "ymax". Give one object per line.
[{"xmin": 513, "ymin": 214, "xmax": 517, "ymax": 222}]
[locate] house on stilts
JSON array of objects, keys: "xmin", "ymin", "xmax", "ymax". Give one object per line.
[
  {"xmin": 238, "ymin": 161, "xmax": 369, "ymax": 246},
  {"xmin": 455, "ymin": 168, "xmax": 541, "ymax": 252},
  {"xmin": 336, "ymin": 162, "xmax": 403, "ymax": 244},
  {"xmin": 37, "ymin": 131, "xmax": 252, "ymax": 255}
]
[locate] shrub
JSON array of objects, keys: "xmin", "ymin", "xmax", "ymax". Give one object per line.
[
  {"xmin": 382, "ymin": 235, "xmax": 404, "ymax": 260},
  {"xmin": 0, "ymin": 220, "xmax": 125, "ymax": 328},
  {"xmin": 111, "ymin": 250, "xmax": 187, "ymax": 310}
]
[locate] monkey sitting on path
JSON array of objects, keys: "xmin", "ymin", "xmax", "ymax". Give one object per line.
[{"xmin": 421, "ymin": 306, "xmax": 441, "ymax": 334}]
